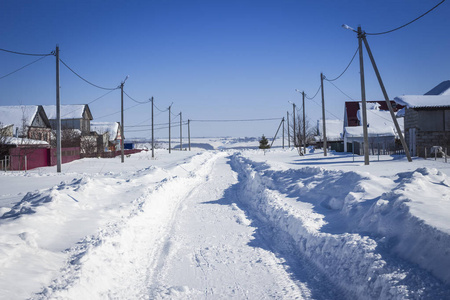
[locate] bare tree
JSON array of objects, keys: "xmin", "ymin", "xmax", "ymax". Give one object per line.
[{"xmin": 289, "ymin": 112, "xmax": 315, "ymax": 155}]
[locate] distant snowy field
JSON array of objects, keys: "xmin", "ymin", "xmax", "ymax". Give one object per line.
[{"xmin": 1, "ymin": 137, "xmax": 450, "ymax": 299}]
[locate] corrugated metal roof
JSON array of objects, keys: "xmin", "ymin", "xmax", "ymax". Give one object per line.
[{"xmin": 394, "ymin": 95, "xmax": 450, "ymax": 109}]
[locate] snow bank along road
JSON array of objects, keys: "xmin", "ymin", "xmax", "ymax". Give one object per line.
[{"xmin": 1, "ymin": 150, "xmax": 450, "ymax": 299}]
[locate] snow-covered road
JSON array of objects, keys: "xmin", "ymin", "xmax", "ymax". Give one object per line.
[
  {"xmin": 31, "ymin": 152, "xmax": 328, "ymax": 299},
  {"xmin": 2, "ymin": 146, "xmax": 450, "ymax": 299}
]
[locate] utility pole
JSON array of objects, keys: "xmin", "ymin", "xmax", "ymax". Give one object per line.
[
  {"xmin": 358, "ymin": 26, "xmax": 370, "ymax": 165},
  {"xmin": 179, "ymin": 112, "xmax": 182, "ymax": 151},
  {"xmin": 361, "ymin": 30, "xmax": 412, "ymax": 162},
  {"xmin": 320, "ymin": 73, "xmax": 327, "ymax": 156},
  {"xmin": 302, "ymin": 91, "xmax": 306, "ymax": 155},
  {"xmin": 282, "ymin": 117, "xmax": 285, "ymax": 149},
  {"xmin": 119, "ymin": 76, "xmax": 128, "ymax": 163},
  {"xmin": 271, "ymin": 118, "xmax": 284, "ymax": 148},
  {"xmin": 292, "ymin": 103, "xmax": 297, "ymax": 147},
  {"xmin": 151, "ymin": 96, "xmax": 154, "ymax": 158},
  {"xmin": 287, "ymin": 111, "xmax": 290, "ymax": 148},
  {"xmin": 188, "ymin": 119, "xmax": 191, "ymax": 151},
  {"xmin": 168, "ymin": 104, "xmax": 172, "ymax": 153},
  {"xmin": 55, "ymin": 45, "xmax": 61, "ymax": 173}
]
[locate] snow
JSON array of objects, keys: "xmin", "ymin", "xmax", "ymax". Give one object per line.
[
  {"xmin": 42, "ymin": 105, "xmax": 87, "ymax": 120},
  {"xmin": 394, "ymin": 95, "xmax": 450, "ymax": 109},
  {"xmin": 344, "ymin": 103, "xmax": 404, "ymax": 138},
  {"xmin": 317, "ymin": 119, "xmax": 343, "ymax": 141},
  {"xmin": 1, "ymin": 138, "xmax": 450, "ymax": 299},
  {"xmin": 91, "ymin": 122, "xmax": 120, "ymax": 141},
  {"xmin": 2, "ymin": 136, "xmax": 49, "ymax": 146}
]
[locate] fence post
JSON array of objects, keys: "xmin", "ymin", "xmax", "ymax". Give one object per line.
[
  {"xmin": 25, "ymin": 155, "xmax": 27, "ymax": 172},
  {"xmin": 425, "ymin": 147, "xmax": 427, "ymax": 159},
  {"xmin": 352, "ymin": 141, "xmax": 355, "ymax": 162},
  {"xmin": 446, "ymin": 148, "xmax": 448, "ymax": 163}
]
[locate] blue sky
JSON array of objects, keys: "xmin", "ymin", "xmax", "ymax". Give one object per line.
[{"xmin": 1, "ymin": 0, "xmax": 448, "ymax": 138}]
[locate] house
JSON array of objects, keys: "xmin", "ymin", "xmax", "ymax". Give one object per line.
[
  {"xmin": 43, "ymin": 104, "xmax": 93, "ymax": 135},
  {"xmin": 342, "ymin": 101, "xmax": 404, "ymax": 153},
  {"xmin": 90, "ymin": 122, "xmax": 122, "ymax": 152},
  {"xmin": 394, "ymin": 80, "xmax": 450, "ymax": 157},
  {"xmin": 316, "ymin": 119, "xmax": 344, "ymax": 151},
  {"xmin": 0, "ymin": 105, "xmax": 52, "ymax": 144}
]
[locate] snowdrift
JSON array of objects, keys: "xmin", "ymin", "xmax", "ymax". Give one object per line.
[{"xmin": 231, "ymin": 153, "xmax": 450, "ymax": 299}]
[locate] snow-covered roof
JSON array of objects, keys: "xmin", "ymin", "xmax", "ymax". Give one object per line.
[
  {"xmin": 344, "ymin": 103, "xmax": 403, "ymax": 138},
  {"xmin": 91, "ymin": 122, "xmax": 120, "ymax": 141},
  {"xmin": 0, "ymin": 106, "xmax": 39, "ymax": 133},
  {"xmin": 344, "ymin": 126, "xmax": 395, "ymax": 138},
  {"xmin": 317, "ymin": 119, "xmax": 343, "ymax": 141},
  {"xmin": 394, "ymin": 95, "xmax": 450, "ymax": 109},
  {"xmin": 3, "ymin": 136, "xmax": 49, "ymax": 146},
  {"xmin": 43, "ymin": 105, "xmax": 93, "ymax": 120}
]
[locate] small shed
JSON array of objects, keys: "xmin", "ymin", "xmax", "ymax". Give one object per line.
[{"xmin": 394, "ymin": 81, "xmax": 450, "ymax": 157}]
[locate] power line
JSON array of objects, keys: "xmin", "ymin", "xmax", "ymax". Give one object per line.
[
  {"xmin": 95, "ymin": 102, "xmax": 144, "ymax": 119},
  {"xmin": 0, "ymin": 55, "xmax": 49, "ymax": 80},
  {"xmin": 326, "ymin": 80, "xmax": 355, "ymax": 100},
  {"xmin": 308, "ymin": 97, "xmax": 342, "ymax": 120},
  {"xmin": 123, "ymin": 90, "xmax": 151, "ymax": 104},
  {"xmin": 366, "ymin": 0, "xmax": 446, "ymax": 36},
  {"xmin": 191, "ymin": 118, "xmax": 281, "ymax": 123},
  {"xmin": 324, "ymin": 46, "xmax": 359, "ymax": 82},
  {"xmin": 59, "ymin": 89, "xmax": 117, "ymax": 119},
  {"xmin": 59, "ymin": 58, "xmax": 119, "ymax": 90},
  {"xmin": 154, "ymin": 102, "xmax": 169, "ymax": 112},
  {"xmin": 305, "ymin": 85, "xmax": 321, "ymax": 100},
  {"xmin": 0, "ymin": 48, "xmax": 53, "ymax": 56}
]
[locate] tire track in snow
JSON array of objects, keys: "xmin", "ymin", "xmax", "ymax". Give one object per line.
[
  {"xmin": 146, "ymin": 153, "xmax": 309, "ymax": 299},
  {"xmin": 31, "ymin": 151, "xmax": 221, "ymax": 299}
]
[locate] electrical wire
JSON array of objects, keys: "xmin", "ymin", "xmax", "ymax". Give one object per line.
[
  {"xmin": 305, "ymin": 85, "xmax": 321, "ymax": 100},
  {"xmin": 324, "ymin": 46, "xmax": 359, "ymax": 82},
  {"xmin": 0, "ymin": 48, "xmax": 53, "ymax": 56},
  {"xmin": 59, "ymin": 59, "xmax": 119, "ymax": 90},
  {"xmin": 366, "ymin": 0, "xmax": 446, "ymax": 36},
  {"xmin": 326, "ymin": 80, "xmax": 355, "ymax": 100},
  {"xmin": 153, "ymin": 102, "xmax": 169, "ymax": 112},
  {"xmin": 190, "ymin": 118, "xmax": 281, "ymax": 123},
  {"xmin": 95, "ymin": 103, "xmax": 144, "ymax": 119},
  {"xmin": 123, "ymin": 90, "xmax": 151, "ymax": 104},
  {"xmin": 308, "ymin": 97, "xmax": 342, "ymax": 120},
  {"xmin": 58, "ymin": 89, "xmax": 117, "ymax": 119},
  {"xmin": 0, "ymin": 55, "xmax": 49, "ymax": 80}
]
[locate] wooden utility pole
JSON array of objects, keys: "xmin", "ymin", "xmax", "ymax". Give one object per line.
[
  {"xmin": 320, "ymin": 73, "xmax": 327, "ymax": 156},
  {"xmin": 188, "ymin": 119, "xmax": 191, "ymax": 151},
  {"xmin": 361, "ymin": 31, "xmax": 412, "ymax": 162},
  {"xmin": 282, "ymin": 117, "xmax": 285, "ymax": 149},
  {"xmin": 151, "ymin": 97, "xmax": 154, "ymax": 158},
  {"xmin": 302, "ymin": 91, "xmax": 306, "ymax": 155},
  {"xmin": 55, "ymin": 45, "xmax": 61, "ymax": 172},
  {"xmin": 271, "ymin": 118, "xmax": 284, "ymax": 148},
  {"xmin": 358, "ymin": 26, "xmax": 370, "ymax": 165},
  {"xmin": 168, "ymin": 104, "xmax": 172, "ymax": 153},
  {"xmin": 179, "ymin": 112, "xmax": 182, "ymax": 151},
  {"xmin": 287, "ymin": 111, "xmax": 290, "ymax": 148},
  {"xmin": 292, "ymin": 103, "xmax": 297, "ymax": 147},
  {"xmin": 120, "ymin": 82, "xmax": 125, "ymax": 163}
]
